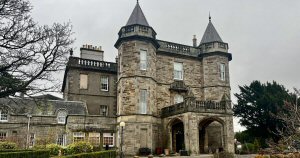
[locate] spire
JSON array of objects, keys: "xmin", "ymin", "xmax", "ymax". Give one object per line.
[
  {"xmin": 126, "ymin": 1, "xmax": 150, "ymax": 26},
  {"xmin": 200, "ymin": 16, "xmax": 223, "ymax": 44}
]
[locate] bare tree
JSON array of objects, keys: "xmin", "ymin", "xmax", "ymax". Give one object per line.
[
  {"xmin": 0, "ymin": 0, "xmax": 74, "ymax": 97},
  {"xmin": 274, "ymin": 88, "xmax": 300, "ymax": 149}
]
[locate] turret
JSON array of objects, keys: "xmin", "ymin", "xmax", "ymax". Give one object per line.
[
  {"xmin": 115, "ymin": 1, "xmax": 159, "ymax": 155},
  {"xmin": 199, "ymin": 15, "xmax": 232, "ymax": 101}
]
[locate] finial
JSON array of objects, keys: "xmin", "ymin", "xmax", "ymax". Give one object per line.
[
  {"xmin": 209, "ymin": 12, "xmax": 211, "ymax": 21},
  {"xmin": 137, "ymin": 0, "xmax": 139, "ymax": 4}
]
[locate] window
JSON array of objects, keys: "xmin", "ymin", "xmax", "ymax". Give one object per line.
[
  {"xmin": 57, "ymin": 110, "xmax": 67, "ymax": 124},
  {"xmin": 100, "ymin": 105, "xmax": 108, "ymax": 116},
  {"xmin": 0, "ymin": 109, "xmax": 8, "ymax": 122},
  {"xmin": 89, "ymin": 133, "xmax": 100, "ymax": 146},
  {"xmin": 80, "ymin": 74, "xmax": 88, "ymax": 89},
  {"xmin": 73, "ymin": 132, "xmax": 85, "ymax": 142},
  {"xmin": 0, "ymin": 132, "xmax": 7, "ymax": 141},
  {"xmin": 140, "ymin": 50, "xmax": 147, "ymax": 70},
  {"xmin": 174, "ymin": 62, "xmax": 183, "ymax": 80},
  {"xmin": 140, "ymin": 89, "xmax": 147, "ymax": 114},
  {"xmin": 220, "ymin": 63, "xmax": 226, "ymax": 81},
  {"xmin": 174, "ymin": 94, "xmax": 184, "ymax": 104},
  {"xmin": 57, "ymin": 134, "xmax": 66, "ymax": 146},
  {"xmin": 103, "ymin": 133, "xmax": 114, "ymax": 147},
  {"xmin": 29, "ymin": 133, "xmax": 35, "ymax": 148},
  {"xmin": 100, "ymin": 76, "xmax": 109, "ymax": 91}
]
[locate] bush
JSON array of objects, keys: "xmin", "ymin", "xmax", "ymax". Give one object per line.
[
  {"xmin": 138, "ymin": 147, "xmax": 151, "ymax": 156},
  {"xmin": 59, "ymin": 150, "xmax": 116, "ymax": 158},
  {"xmin": 46, "ymin": 144, "xmax": 62, "ymax": 156},
  {"xmin": 65, "ymin": 141, "xmax": 93, "ymax": 155},
  {"xmin": 241, "ymin": 143, "xmax": 257, "ymax": 154},
  {"xmin": 0, "ymin": 142, "xmax": 17, "ymax": 150},
  {"xmin": 0, "ymin": 150, "xmax": 50, "ymax": 158},
  {"xmin": 214, "ymin": 151, "xmax": 234, "ymax": 158}
]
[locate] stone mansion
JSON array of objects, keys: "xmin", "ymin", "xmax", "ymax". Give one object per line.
[{"xmin": 0, "ymin": 2, "xmax": 234, "ymax": 156}]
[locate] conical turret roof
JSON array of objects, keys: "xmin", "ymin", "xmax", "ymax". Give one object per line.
[
  {"xmin": 126, "ymin": 1, "xmax": 149, "ymax": 26},
  {"xmin": 200, "ymin": 18, "xmax": 223, "ymax": 44}
]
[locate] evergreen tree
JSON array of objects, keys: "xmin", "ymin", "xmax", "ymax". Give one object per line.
[{"xmin": 233, "ymin": 81, "xmax": 293, "ymax": 144}]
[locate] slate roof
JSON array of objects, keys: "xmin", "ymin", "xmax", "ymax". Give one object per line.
[
  {"xmin": 126, "ymin": 1, "xmax": 149, "ymax": 26},
  {"xmin": 200, "ymin": 19, "xmax": 223, "ymax": 44},
  {"xmin": 0, "ymin": 97, "xmax": 87, "ymax": 115}
]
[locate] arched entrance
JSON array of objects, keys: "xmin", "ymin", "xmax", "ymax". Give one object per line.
[
  {"xmin": 199, "ymin": 117, "xmax": 224, "ymax": 154},
  {"xmin": 169, "ymin": 118, "xmax": 185, "ymax": 153}
]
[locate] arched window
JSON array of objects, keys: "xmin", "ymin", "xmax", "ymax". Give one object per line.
[
  {"xmin": 57, "ymin": 110, "xmax": 67, "ymax": 124},
  {"xmin": 0, "ymin": 109, "xmax": 8, "ymax": 122},
  {"xmin": 174, "ymin": 94, "xmax": 184, "ymax": 104}
]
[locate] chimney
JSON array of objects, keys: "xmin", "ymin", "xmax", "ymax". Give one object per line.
[{"xmin": 193, "ymin": 35, "xmax": 197, "ymax": 47}]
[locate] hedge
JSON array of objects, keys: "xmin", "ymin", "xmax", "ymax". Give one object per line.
[
  {"xmin": 59, "ymin": 150, "xmax": 116, "ymax": 158},
  {"xmin": 0, "ymin": 150, "xmax": 50, "ymax": 158}
]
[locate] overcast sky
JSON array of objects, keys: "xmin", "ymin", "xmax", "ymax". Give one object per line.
[{"xmin": 30, "ymin": 0, "xmax": 300, "ymax": 132}]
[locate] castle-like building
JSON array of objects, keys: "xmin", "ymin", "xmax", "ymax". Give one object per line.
[{"xmin": 0, "ymin": 2, "xmax": 234, "ymax": 156}]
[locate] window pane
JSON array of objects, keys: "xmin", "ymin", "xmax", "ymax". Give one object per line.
[
  {"xmin": 89, "ymin": 133, "xmax": 100, "ymax": 146},
  {"xmin": 174, "ymin": 95, "xmax": 184, "ymax": 104},
  {"xmin": 174, "ymin": 62, "xmax": 183, "ymax": 80},
  {"xmin": 0, "ymin": 132, "xmax": 7, "ymax": 141},
  {"xmin": 100, "ymin": 105, "xmax": 108, "ymax": 116},
  {"xmin": 140, "ymin": 90, "xmax": 147, "ymax": 114},
  {"xmin": 80, "ymin": 74, "xmax": 88, "ymax": 89},
  {"xmin": 0, "ymin": 110, "xmax": 8, "ymax": 121},
  {"xmin": 140, "ymin": 50, "xmax": 147, "ymax": 70},
  {"xmin": 73, "ymin": 132, "xmax": 85, "ymax": 143},
  {"xmin": 101, "ymin": 77, "xmax": 109, "ymax": 91},
  {"xmin": 220, "ymin": 64, "xmax": 226, "ymax": 81},
  {"xmin": 103, "ymin": 133, "xmax": 114, "ymax": 147},
  {"xmin": 57, "ymin": 110, "xmax": 67, "ymax": 124}
]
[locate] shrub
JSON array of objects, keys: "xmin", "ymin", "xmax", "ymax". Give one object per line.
[
  {"xmin": 241, "ymin": 143, "xmax": 257, "ymax": 154},
  {"xmin": 65, "ymin": 141, "xmax": 93, "ymax": 155},
  {"xmin": 0, "ymin": 150, "xmax": 50, "ymax": 158},
  {"xmin": 139, "ymin": 147, "xmax": 151, "ymax": 156},
  {"xmin": 46, "ymin": 144, "xmax": 62, "ymax": 156},
  {"xmin": 0, "ymin": 141, "xmax": 17, "ymax": 150},
  {"xmin": 213, "ymin": 151, "xmax": 234, "ymax": 158},
  {"xmin": 59, "ymin": 150, "xmax": 116, "ymax": 158}
]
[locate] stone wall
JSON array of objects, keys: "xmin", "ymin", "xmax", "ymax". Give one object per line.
[
  {"xmin": 162, "ymin": 112, "xmax": 234, "ymax": 155},
  {"xmin": 0, "ymin": 114, "xmax": 116, "ymax": 148},
  {"xmin": 65, "ymin": 69, "xmax": 117, "ymax": 115}
]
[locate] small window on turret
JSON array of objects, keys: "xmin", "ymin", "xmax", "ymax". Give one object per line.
[
  {"xmin": 220, "ymin": 63, "xmax": 226, "ymax": 81},
  {"xmin": 140, "ymin": 50, "xmax": 147, "ymax": 70}
]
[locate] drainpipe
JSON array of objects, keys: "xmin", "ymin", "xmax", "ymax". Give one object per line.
[{"xmin": 26, "ymin": 114, "xmax": 32, "ymax": 149}]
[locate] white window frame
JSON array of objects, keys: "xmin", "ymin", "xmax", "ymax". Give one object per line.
[
  {"xmin": 140, "ymin": 89, "xmax": 147, "ymax": 114},
  {"xmin": 57, "ymin": 110, "xmax": 67, "ymax": 124},
  {"xmin": 100, "ymin": 76, "xmax": 109, "ymax": 91},
  {"xmin": 174, "ymin": 62, "xmax": 183, "ymax": 80},
  {"xmin": 88, "ymin": 132, "xmax": 100, "ymax": 146},
  {"xmin": 140, "ymin": 50, "xmax": 147, "ymax": 70},
  {"xmin": 57, "ymin": 134, "xmax": 67, "ymax": 146},
  {"xmin": 0, "ymin": 109, "xmax": 8, "ymax": 122},
  {"xmin": 174, "ymin": 94, "xmax": 184, "ymax": 104},
  {"xmin": 103, "ymin": 133, "xmax": 114, "ymax": 147},
  {"xmin": 220, "ymin": 63, "xmax": 226, "ymax": 81},
  {"xmin": 100, "ymin": 105, "xmax": 108, "ymax": 116},
  {"xmin": 73, "ymin": 132, "xmax": 85, "ymax": 143},
  {"xmin": 80, "ymin": 74, "xmax": 88, "ymax": 89},
  {"xmin": 0, "ymin": 132, "xmax": 7, "ymax": 141}
]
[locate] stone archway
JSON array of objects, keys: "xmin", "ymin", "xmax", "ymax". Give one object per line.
[
  {"xmin": 199, "ymin": 117, "xmax": 225, "ymax": 154},
  {"xmin": 168, "ymin": 118, "xmax": 185, "ymax": 153}
]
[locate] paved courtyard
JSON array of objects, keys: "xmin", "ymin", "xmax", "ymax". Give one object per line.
[{"xmin": 137, "ymin": 154, "xmax": 257, "ymax": 158}]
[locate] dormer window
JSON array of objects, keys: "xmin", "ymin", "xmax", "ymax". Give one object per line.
[
  {"xmin": 57, "ymin": 110, "xmax": 67, "ymax": 124},
  {"xmin": 0, "ymin": 109, "xmax": 8, "ymax": 122}
]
